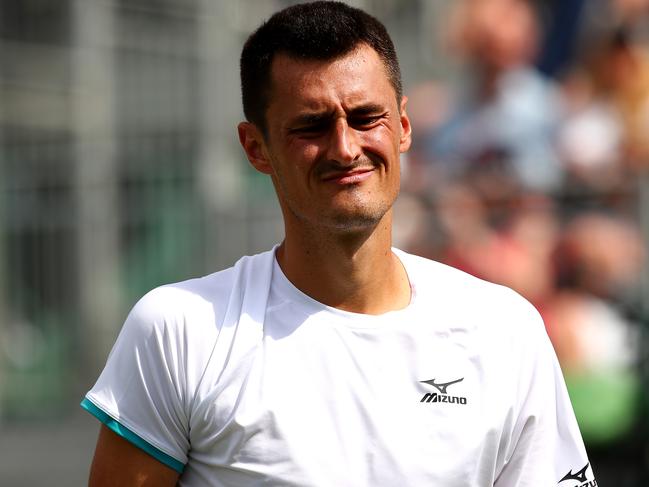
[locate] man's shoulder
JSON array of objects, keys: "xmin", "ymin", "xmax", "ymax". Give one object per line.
[
  {"xmin": 126, "ymin": 247, "xmax": 276, "ymax": 334},
  {"xmin": 396, "ymin": 248, "xmax": 515, "ymax": 296},
  {"xmin": 145, "ymin": 247, "xmax": 274, "ymax": 302},
  {"xmin": 396, "ymin": 248, "xmax": 542, "ymax": 330},
  {"xmin": 137, "ymin": 265, "xmax": 236, "ymax": 315}
]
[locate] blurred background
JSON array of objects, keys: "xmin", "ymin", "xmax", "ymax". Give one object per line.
[{"xmin": 0, "ymin": 0, "xmax": 648, "ymax": 485}]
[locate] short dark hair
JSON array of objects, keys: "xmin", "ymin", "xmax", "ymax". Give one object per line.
[{"xmin": 240, "ymin": 1, "xmax": 402, "ymax": 133}]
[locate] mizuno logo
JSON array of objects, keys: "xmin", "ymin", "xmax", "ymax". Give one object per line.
[
  {"xmin": 420, "ymin": 377, "xmax": 464, "ymax": 394},
  {"xmin": 559, "ymin": 463, "xmax": 596, "ymax": 486},
  {"xmin": 419, "ymin": 377, "xmax": 467, "ymax": 405},
  {"xmin": 420, "ymin": 392, "xmax": 467, "ymax": 404}
]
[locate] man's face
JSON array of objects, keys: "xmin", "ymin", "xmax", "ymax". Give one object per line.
[{"xmin": 239, "ymin": 43, "xmax": 411, "ymax": 234}]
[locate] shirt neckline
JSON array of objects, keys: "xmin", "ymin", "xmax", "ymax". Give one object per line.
[{"xmin": 270, "ymin": 247, "xmax": 417, "ymax": 328}]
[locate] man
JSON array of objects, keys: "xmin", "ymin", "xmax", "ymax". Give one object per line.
[{"xmin": 82, "ymin": 2, "xmax": 595, "ymax": 486}]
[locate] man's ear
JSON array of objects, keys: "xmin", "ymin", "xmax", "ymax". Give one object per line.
[
  {"xmin": 398, "ymin": 96, "xmax": 412, "ymax": 154},
  {"xmin": 238, "ymin": 122, "xmax": 274, "ymax": 175}
]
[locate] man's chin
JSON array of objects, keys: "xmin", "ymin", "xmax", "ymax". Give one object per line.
[{"xmin": 321, "ymin": 207, "xmax": 389, "ymax": 233}]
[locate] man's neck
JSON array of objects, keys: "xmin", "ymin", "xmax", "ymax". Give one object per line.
[{"xmin": 276, "ymin": 216, "xmax": 411, "ymax": 315}]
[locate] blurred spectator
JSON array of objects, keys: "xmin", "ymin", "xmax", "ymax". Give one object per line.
[
  {"xmin": 435, "ymin": 181, "xmax": 506, "ymax": 280},
  {"xmin": 557, "ymin": 68, "xmax": 625, "ymax": 191},
  {"xmin": 553, "ymin": 212, "xmax": 645, "ymax": 302},
  {"xmin": 423, "ymin": 0, "xmax": 565, "ymax": 193},
  {"xmin": 543, "ymin": 213, "xmax": 645, "ymax": 482},
  {"xmin": 571, "ymin": 0, "xmax": 649, "ymax": 170},
  {"xmin": 602, "ymin": 29, "xmax": 649, "ymax": 168},
  {"xmin": 433, "ymin": 184, "xmax": 558, "ymax": 306}
]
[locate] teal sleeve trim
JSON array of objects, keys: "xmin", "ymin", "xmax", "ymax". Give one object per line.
[{"xmin": 80, "ymin": 397, "xmax": 185, "ymax": 474}]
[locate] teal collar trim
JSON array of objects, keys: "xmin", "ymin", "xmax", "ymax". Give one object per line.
[{"xmin": 81, "ymin": 397, "xmax": 185, "ymax": 474}]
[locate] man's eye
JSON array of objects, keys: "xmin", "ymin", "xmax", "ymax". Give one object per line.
[{"xmin": 350, "ymin": 116, "xmax": 381, "ymax": 128}]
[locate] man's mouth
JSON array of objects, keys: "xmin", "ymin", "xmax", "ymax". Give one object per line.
[{"xmin": 321, "ymin": 167, "xmax": 374, "ymax": 185}]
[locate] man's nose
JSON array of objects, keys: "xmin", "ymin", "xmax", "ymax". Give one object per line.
[{"xmin": 326, "ymin": 119, "xmax": 361, "ymax": 165}]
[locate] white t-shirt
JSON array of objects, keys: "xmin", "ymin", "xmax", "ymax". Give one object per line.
[{"xmin": 83, "ymin": 248, "xmax": 596, "ymax": 486}]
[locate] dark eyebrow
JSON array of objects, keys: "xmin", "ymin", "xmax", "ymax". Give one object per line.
[{"xmin": 288, "ymin": 112, "xmax": 333, "ymax": 128}]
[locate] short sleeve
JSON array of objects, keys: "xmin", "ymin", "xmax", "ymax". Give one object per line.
[
  {"xmin": 495, "ymin": 302, "xmax": 596, "ymax": 486},
  {"xmin": 82, "ymin": 287, "xmax": 195, "ymax": 473}
]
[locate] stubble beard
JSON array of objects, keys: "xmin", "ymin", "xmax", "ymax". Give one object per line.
[
  {"xmin": 274, "ymin": 173, "xmax": 398, "ymax": 235},
  {"xmin": 319, "ymin": 187, "xmax": 395, "ymax": 232},
  {"xmin": 267, "ymin": 148, "xmax": 401, "ymax": 234}
]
